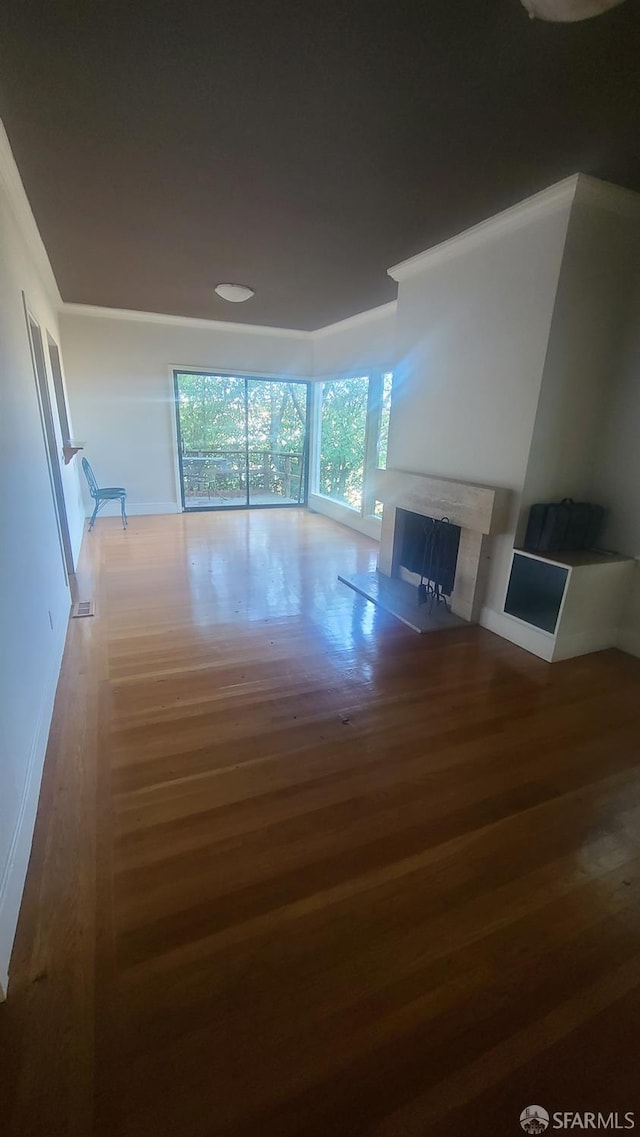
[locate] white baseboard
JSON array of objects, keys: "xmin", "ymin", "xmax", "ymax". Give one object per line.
[
  {"xmin": 552, "ymin": 628, "xmax": 618, "ymax": 662},
  {"xmin": 480, "ymin": 605, "xmax": 629, "ymax": 663},
  {"xmin": 307, "ymin": 493, "xmax": 381, "ymax": 541},
  {"xmin": 617, "ymin": 626, "xmax": 640, "ymax": 659},
  {"xmin": 0, "ymin": 616, "xmax": 68, "ymax": 999},
  {"xmin": 480, "ymin": 606, "xmax": 555, "ymax": 662},
  {"xmin": 86, "ymin": 500, "xmax": 180, "ymax": 518}
]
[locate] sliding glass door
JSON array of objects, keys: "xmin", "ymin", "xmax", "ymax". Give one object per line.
[
  {"xmin": 246, "ymin": 379, "xmax": 308, "ymax": 506},
  {"xmin": 174, "ymin": 371, "xmax": 309, "ymax": 511}
]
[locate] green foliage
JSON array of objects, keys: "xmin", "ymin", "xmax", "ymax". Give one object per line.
[
  {"xmin": 318, "ymin": 377, "xmax": 369, "ymax": 509},
  {"xmin": 176, "ymin": 372, "xmax": 392, "ymax": 512},
  {"xmin": 176, "ymin": 374, "xmax": 306, "ymax": 455},
  {"xmin": 377, "ymin": 372, "xmax": 393, "ymax": 470}
]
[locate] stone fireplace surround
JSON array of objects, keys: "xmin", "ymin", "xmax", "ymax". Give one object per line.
[{"xmin": 374, "ymin": 468, "xmax": 510, "ymax": 623}]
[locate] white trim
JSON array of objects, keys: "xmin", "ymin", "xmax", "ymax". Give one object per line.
[
  {"xmin": 480, "ymin": 605, "xmax": 555, "ymax": 662},
  {"xmin": 313, "ymin": 300, "xmax": 398, "ymax": 339},
  {"xmin": 308, "ymin": 493, "xmax": 382, "ymax": 541},
  {"xmin": 169, "ymin": 367, "xmax": 184, "ymax": 508},
  {"xmin": 480, "ymin": 604, "xmax": 622, "ymax": 664},
  {"xmin": 169, "ymin": 367, "xmax": 314, "ymax": 510},
  {"xmin": 552, "ymin": 627, "xmax": 620, "ymax": 663},
  {"xmin": 0, "ymin": 613, "xmax": 68, "ymax": 998},
  {"xmin": 387, "ymin": 175, "xmax": 580, "ymax": 283},
  {"xmin": 85, "ymin": 501, "xmax": 181, "ymax": 518},
  {"xmin": 24, "ymin": 296, "xmax": 71, "ymax": 585},
  {"xmin": 61, "ymin": 303, "xmax": 309, "ymax": 340},
  {"xmin": 0, "ymin": 120, "xmax": 62, "ymax": 309},
  {"xmin": 61, "ymin": 299, "xmax": 401, "ymax": 345},
  {"xmin": 171, "ymin": 363, "xmax": 310, "ymax": 382},
  {"xmin": 309, "ymin": 381, "xmax": 322, "ymax": 494},
  {"xmin": 312, "ymin": 368, "xmax": 373, "ymax": 383}
]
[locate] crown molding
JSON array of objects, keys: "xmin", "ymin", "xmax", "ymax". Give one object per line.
[
  {"xmin": 0, "ymin": 121, "xmax": 62, "ymax": 308},
  {"xmin": 61, "ymin": 299, "xmax": 400, "ymax": 342},
  {"xmin": 313, "ymin": 300, "xmax": 397, "ymax": 339},
  {"xmin": 60, "ymin": 302, "xmax": 309, "ymax": 340},
  {"xmin": 387, "ymin": 175, "xmax": 581, "ymax": 283}
]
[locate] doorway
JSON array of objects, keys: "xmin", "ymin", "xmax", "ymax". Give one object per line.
[
  {"xmin": 25, "ymin": 302, "xmax": 74, "ymax": 580},
  {"xmin": 174, "ymin": 372, "xmax": 310, "ymax": 511}
]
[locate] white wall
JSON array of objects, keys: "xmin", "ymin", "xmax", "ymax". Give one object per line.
[
  {"xmin": 590, "ymin": 269, "xmax": 640, "ymax": 559},
  {"xmin": 389, "ymin": 204, "xmax": 572, "ymax": 487},
  {"xmin": 60, "ymin": 309, "xmax": 313, "ymax": 516},
  {"xmin": 620, "ymin": 571, "xmax": 640, "ymax": 659},
  {"xmin": 517, "ymin": 191, "xmax": 640, "ymax": 659},
  {"xmin": 312, "ymin": 302, "xmax": 396, "ymax": 377},
  {"xmin": 521, "ymin": 198, "xmax": 640, "ymax": 537},
  {"xmin": 388, "ymin": 194, "xmax": 574, "ymax": 615},
  {"xmin": 61, "ymin": 300, "xmax": 397, "ymax": 533},
  {"xmin": 590, "ymin": 264, "xmax": 640, "ymax": 657},
  {"xmin": 0, "ymin": 126, "xmax": 85, "ymax": 996}
]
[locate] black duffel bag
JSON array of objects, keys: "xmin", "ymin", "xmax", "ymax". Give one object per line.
[{"xmin": 524, "ymin": 498, "xmax": 604, "ymax": 553}]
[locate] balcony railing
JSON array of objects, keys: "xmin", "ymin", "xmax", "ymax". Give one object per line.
[{"xmin": 182, "ymin": 449, "xmax": 305, "ymax": 503}]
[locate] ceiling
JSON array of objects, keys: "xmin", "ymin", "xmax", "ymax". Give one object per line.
[{"xmin": 1, "ymin": 1, "xmax": 639, "ymax": 331}]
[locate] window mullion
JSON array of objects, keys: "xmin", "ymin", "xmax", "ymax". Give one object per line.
[{"xmin": 363, "ymin": 372, "xmax": 382, "ymax": 517}]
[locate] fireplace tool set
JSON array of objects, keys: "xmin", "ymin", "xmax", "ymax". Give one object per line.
[{"xmin": 418, "ymin": 516, "xmax": 454, "ymax": 612}]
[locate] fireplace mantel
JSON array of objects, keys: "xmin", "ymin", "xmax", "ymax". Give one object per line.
[{"xmin": 374, "ymin": 468, "xmax": 510, "ymax": 622}]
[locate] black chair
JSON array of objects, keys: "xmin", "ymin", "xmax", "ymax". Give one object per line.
[{"xmin": 82, "ymin": 457, "xmax": 127, "ymax": 530}]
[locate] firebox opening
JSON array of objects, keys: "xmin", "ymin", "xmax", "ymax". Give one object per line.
[{"xmin": 398, "ymin": 509, "xmax": 461, "ymax": 598}]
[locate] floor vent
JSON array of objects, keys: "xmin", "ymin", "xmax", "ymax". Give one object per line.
[{"xmin": 71, "ymin": 600, "xmax": 95, "ymax": 619}]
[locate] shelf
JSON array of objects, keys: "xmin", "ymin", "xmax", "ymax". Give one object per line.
[
  {"xmin": 515, "ymin": 547, "xmax": 628, "ymax": 569},
  {"xmin": 62, "ymin": 441, "xmax": 85, "ymax": 465}
]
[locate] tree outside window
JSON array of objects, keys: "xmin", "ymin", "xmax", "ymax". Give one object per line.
[
  {"xmin": 318, "ymin": 377, "xmax": 369, "ymax": 510},
  {"xmin": 317, "ymin": 372, "xmax": 394, "ymax": 515}
]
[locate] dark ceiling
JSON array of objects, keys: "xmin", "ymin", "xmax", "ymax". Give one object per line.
[{"xmin": 1, "ymin": 0, "xmax": 639, "ymax": 330}]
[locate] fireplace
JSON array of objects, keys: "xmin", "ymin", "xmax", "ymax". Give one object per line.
[
  {"xmin": 374, "ymin": 468, "xmax": 509, "ymax": 624},
  {"xmin": 339, "ymin": 469, "xmax": 509, "ymax": 631}
]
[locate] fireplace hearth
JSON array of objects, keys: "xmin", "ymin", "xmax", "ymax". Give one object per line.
[
  {"xmin": 339, "ymin": 468, "xmax": 510, "ymax": 633},
  {"xmin": 336, "ymin": 569, "xmax": 467, "ymax": 634}
]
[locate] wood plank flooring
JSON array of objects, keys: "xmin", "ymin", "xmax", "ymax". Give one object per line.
[{"xmin": 2, "ymin": 509, "xmax": 640, "ymax": 1137}]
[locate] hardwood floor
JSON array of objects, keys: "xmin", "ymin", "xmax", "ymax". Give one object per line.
[{"xmin": 2, "ymin": 509, "xmax": 640, "ymax": 1137}]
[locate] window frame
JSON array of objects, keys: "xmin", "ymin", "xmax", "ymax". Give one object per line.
[
  {"xmin": 312, "ymin": 370, "xmax": 392, "ymax": 521},
  {"xmin": 173, "ymin": 369, "xmax": 312, "ymax": 512}
]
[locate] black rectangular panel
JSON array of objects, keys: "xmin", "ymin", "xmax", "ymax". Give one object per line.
[
  {"xmin": 505, "ymin": 553, "xmax": 568, "ymax": 634},
  {"xmin": 398, "ymin": 509, "xmax": 461, "ymax": 597}
]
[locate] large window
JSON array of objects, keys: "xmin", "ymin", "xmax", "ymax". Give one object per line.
[
  {"xmin": 316, "ymin": 372, "xmax": 393, "ymax": 517},
  {"xmin": 318, "ymin": 376, "xmax": 369, "ymax": 510},
  {"xmin": 174, "ymin": 372, "xmax": 310, "ymax": 510}
]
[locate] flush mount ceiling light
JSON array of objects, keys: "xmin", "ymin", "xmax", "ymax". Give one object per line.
[
  {"xmin": 214, "ymin": 282, "xmax": 255, "ymax": 303},
  {"xmin": 520, "ymin": 0, "xmax": 626, "ymax": 19}
]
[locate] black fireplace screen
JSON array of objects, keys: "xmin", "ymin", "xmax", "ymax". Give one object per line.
[{"xmin": 399, "ymin": 509, "xmax": 461, "ymax": 597}]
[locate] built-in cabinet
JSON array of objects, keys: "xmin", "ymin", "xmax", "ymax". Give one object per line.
[{"xmin": 502, "ymin": 548, "xmax": 634, "ymax": 662}]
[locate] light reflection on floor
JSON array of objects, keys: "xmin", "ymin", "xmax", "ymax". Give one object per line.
[{"xmin": 182, "ymin": 508, "xmax": 390, "ymax": 703}]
